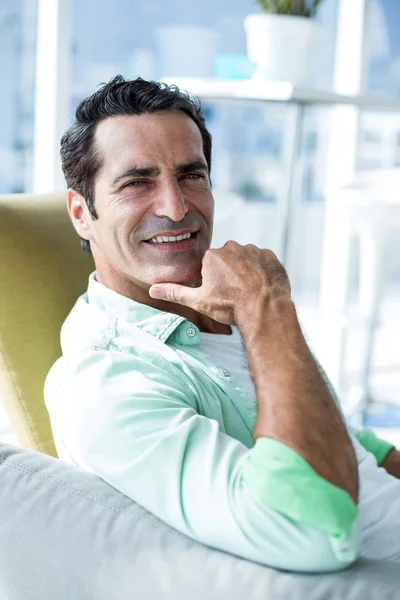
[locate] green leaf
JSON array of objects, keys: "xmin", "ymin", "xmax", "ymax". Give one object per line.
[{"xmin": 256, "ymin": 0, "xmax": 324, "ymax": 16}]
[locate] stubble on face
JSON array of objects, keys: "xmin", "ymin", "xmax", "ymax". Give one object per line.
[{"xmin": 85, "ymin": 110, "xmax": 214, "ymax": 300}]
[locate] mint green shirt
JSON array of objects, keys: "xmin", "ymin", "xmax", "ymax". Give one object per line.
[{"xmin": 44, "ymin": 273, "xmax": 393, "ymax": 573}]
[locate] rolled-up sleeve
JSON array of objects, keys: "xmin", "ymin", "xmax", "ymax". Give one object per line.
[
  {"xmin": 351, "ymin": 428, "xmax": 394, "ymax": 465},
  {"xmin": 46, "ymin": 349, "xmax": 360, "ymax": 573}
]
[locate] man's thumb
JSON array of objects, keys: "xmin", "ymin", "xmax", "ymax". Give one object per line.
[{"xmin": 149, "ymin": 283, "xmax": 196, "ymax": 307}]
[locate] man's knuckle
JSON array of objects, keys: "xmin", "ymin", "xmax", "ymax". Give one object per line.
[
  {"xmin": 224, "ymin": 240, "xmax": 239, "ymax": 249},
  {"xmin": 262, "ymin": 248, "xmax": 278, "ymax": 260},
  {"xmin": 166, "ymin": 285, "xmax": 176, "ymax": 302}
]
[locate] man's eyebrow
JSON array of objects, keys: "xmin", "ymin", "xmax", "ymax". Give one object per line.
[
  {"xmin": 111, "ymin": 160, "xmax": 208, "ymax": 188},
  {"xmin": 111, "ymin": 166, "xmax": 161, "ymax": 188},
  {"xmin": 176, "ymin": 160, "xmax": 208, "ymax": 175}
]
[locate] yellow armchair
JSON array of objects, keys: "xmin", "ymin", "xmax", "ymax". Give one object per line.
[{"xmin": 0, "ymin": 193, "xmax": 93, "ymax": 456}]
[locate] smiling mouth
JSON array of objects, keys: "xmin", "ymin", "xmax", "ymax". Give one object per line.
[
  {"xmin": 145, "ymin": 232, "xmax": 194, "ymax": 244},
  {"xmin": 143, "ymin": 231, "xmax": 198, "ymax": 251}
]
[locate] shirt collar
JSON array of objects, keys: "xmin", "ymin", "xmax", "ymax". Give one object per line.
[{"xmin": 86, "ymin": 272, "xmax": 200, "ymax": 345}]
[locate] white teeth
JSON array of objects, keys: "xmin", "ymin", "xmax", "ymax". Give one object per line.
[{"xmin": 148, "ymin": 232, "xmax": 193, "ymax": 243}]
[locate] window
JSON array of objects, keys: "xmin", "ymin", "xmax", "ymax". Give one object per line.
[
  {"xmin": 0, "ymin": 0, "xmax": 37, "ymax": 194},
  {"xmin": 364, "ymin": 0, "xmax": 400, "ymax": 97},
  {"xmin": 69, "ymin": 0, "xmax": 338, "ymax": 103}
]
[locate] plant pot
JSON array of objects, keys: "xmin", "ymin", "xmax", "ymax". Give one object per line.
[{"xmin": 244, "ymin": 13, "xmax": 322, "ymax": 86}]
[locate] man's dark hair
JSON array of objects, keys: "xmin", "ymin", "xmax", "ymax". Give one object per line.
[{"xmin": 60, "ymin": 75, "xmax": 212, "ymax": 254}]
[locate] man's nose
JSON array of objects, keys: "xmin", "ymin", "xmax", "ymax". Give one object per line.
[{"xmin": 153, "ymin": 179, "xmax": 188, "ymax": 222}]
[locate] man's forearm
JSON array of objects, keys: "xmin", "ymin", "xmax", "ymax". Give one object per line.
[{"xmin": 238, "ymin": 295, "xmax": 359, "ymax": 504}]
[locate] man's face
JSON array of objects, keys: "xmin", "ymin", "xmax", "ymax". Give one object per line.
[{"xmin": 70, "ymin": 110, "xmax": 214, "ymax": 294}]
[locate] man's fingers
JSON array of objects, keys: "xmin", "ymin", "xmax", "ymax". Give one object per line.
[{"xmin": 149, "ymin": 283, "xmax": 198, "ymax": 307}]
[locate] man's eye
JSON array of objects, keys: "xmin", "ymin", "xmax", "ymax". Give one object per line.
[
  {"xmin": 125, "ymin": 180, "xmax": 146, "ymax": 188},
  {"xmin": 184, "ymin": 173, "xmax": 203, "ymax": 180}
]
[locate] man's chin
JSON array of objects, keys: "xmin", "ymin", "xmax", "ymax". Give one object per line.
[
  {"xmin": 148, "ymin": 263, "xmax": 203, "ymax": 288},
  {"xmin": 151, "ymin": 275, "xmax": 202, "ymax": 288}
]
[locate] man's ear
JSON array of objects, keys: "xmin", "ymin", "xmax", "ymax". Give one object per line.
[{"xmin": 67, "ymin": 189, "xmax": 93, "ymax": 243}]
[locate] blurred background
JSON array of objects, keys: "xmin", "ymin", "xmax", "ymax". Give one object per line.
[{"xmin": 1, "ymin": 0, "xmax": 399, "ymax": 445}]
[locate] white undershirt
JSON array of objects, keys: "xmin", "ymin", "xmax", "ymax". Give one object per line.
[
  {"xmin": 199, "ymin": 328, "xmax": 400, "ymax": 562},
  {"xmin": 200, "ymin": 327, "xmax": 254, "ymax": 396}
]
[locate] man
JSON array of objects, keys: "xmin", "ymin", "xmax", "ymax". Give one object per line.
[{"xmin": 45, "ymin": 76, "xmax": 400, "ymax": 573}]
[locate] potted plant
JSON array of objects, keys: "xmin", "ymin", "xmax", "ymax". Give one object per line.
[{"xmin": 244, "ymin": 0, "xmax": 324, "ymax": 86}]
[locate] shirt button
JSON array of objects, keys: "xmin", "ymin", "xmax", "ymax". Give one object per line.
[
  {"xmin": 186, "ymin": 327, "xmax": 196, "ymax": 338},
  {"xmin": 219, "ymin": 368, "xmax": 230, "ymax": 378}
]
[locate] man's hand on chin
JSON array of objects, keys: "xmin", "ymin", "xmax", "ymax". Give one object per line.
[{"xmin": 381, "ymin": 449, "xmax": 400, "ymax": 479}]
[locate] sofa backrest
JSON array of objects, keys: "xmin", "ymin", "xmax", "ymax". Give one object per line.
[{"xmin": 0, "ymin": 442, "xmax": 399, "ymax": 600}]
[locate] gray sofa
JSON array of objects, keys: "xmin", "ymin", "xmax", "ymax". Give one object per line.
[{"xmin": 0, "ymin": 443, "xmax": 399, "ymax": 600}]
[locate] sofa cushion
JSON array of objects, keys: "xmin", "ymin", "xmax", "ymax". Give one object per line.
[{"xmin": 0, "ymin": 443, "xmax": 399, "ymax": 599}]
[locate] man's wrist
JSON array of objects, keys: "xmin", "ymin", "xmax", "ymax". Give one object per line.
[
  {"xmin": 381, "ymin": 449, "xmax": 400, "ymax": 479},
  {"xmin": 236, "ymin": 295, "xmax": 300, "ymax": 344}
]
